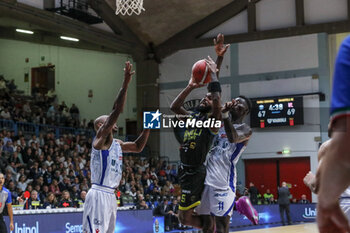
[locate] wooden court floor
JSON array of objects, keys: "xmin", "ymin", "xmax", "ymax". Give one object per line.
[{"xmin": 232, "ymin": 223, "xmax": 318, "ymax": 233}]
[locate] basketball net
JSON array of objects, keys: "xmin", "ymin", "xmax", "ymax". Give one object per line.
[{"xmin": 115, "ymin": 0, "xmax": 145, "ymax": 16}]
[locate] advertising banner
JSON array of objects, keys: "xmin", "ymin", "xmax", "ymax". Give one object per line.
[{"xmin": 4, "ymin": 209, "xmax": 153, "ymax": 233}]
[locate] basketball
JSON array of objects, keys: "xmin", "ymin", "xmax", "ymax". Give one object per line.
[{"xmin": 191, "ymin": 59, "xmax": 211, "ymax": 84}]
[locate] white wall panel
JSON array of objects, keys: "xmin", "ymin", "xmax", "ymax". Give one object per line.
[
  {"xmin": 159, "ymin": 46, "xmax": 231, "ymax": 83},
  {"xmin": 201, "ymin": 10, "xmax": 248, "ymax": 38},
  {"xmin": 238, "ymin": 34, "xmax": 318, "ymax": 75},
  {"xmin": 256, "ymin": 0, "xmax": 296, "ymax": 31},
  {"xmin": 239, "ymin": 76, "xmax": 319, "ymax": 98},
  {"xmin": 304, "ymin": 0, "xmax": 347, "ymax": 24}
]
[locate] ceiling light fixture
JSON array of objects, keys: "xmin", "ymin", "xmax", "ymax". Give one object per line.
[
  {"xmin": 16, "ymin": 29, "xmax": 34, "ymax": 34},
  {"xmin": 60, "ymin": 36, "xmax": 79, "ymax": 42}
]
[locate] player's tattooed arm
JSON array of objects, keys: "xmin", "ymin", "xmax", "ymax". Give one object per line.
[
  {"xmin": 96, "ymin": 62, "xmax": 134, "ymax": 140},
  {"xmin": 170, "ymin": 78, "xmax": 204, "ymax": 120},
  {"xmin": 214, "ymin": 33, "xmax": 229, "ymax": 76},
  {"xmin": 117, "ymin": 129, "xmax": 150, "ymax": 153},
  {"xmin": 206, "ymin": 56, "xmax": 221, "ymax": 133}
]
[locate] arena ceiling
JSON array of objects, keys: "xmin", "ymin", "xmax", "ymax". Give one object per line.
[
  {"xmin": 1, "ymin": 0, "xmax": 350, "ymax": 60},
  {"xmin": 104, "ymin": 0, "xmax": 233, "ymax": 46}
]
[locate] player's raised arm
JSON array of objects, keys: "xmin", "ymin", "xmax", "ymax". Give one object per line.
[
  {"xmin": 222, "ymin": 101, "xmax": 252, "ymax": 144},
  {"xmin": 170, "ymin": 78, "xmax": 204, "ymax": 118},
  {"xmin": 94, "ymin": 62, "xmax": 134, "ymax": 148},
  {"xmin": 117, "ymin": 129, "xmax": 150, "ymax": 153},
  {"xmin": 206, "ymin": 56, "xmax": 221, "ymax": 133},
  {"xmin": 214, "ymin": 33, "xmax": 230, "ymax": 76}
]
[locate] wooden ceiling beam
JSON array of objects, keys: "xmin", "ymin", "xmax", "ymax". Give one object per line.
[{"xmin": 155, "ymin": 0, "xmax": 250, "ymax": 59}]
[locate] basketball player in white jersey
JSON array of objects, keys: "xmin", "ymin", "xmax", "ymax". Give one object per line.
[
  {"xmin": 82, "ymin": 61, "xmax": 150, "ymax": 233},
  {"xmin": 196, "ymin": 98, "xmax": 259, "ymax": 233},
  {"xmin": 304, "ymin": 139, "xmax": 350, "ymax": 220}
]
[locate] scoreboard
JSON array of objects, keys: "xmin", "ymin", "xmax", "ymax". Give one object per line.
[{"xmin": 250, "ymin": 96, "xmax": 304, "ymax": 128}]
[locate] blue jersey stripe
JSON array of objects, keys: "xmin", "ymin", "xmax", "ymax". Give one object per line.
[
  {"xmin": 223, "ymin": 199, "xmax": 236, "ymax": 216},
  {"xmin": 229, "ymin": 143, "xmax": 244, "ymax": 192},
  {"xmin": 87, "ymin": 215, "xmax": 93, "ymax": 233},
  {"xmin": 100, "ymin": 150, "xmax": 109, "ymax": 185}
]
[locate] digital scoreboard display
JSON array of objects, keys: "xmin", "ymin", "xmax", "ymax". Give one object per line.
[{"xmin": 250, "ymin": 96, "xmax": 304, "ymax": 128}]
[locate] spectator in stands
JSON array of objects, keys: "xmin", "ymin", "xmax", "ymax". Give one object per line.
[
  {"xmin": 75, "ymin": 190, "xmax": 86, "ymax": 208},
  {"xmin": 58, "ymin": 190, "xmax": 74, "ymax": 208},
  {"xmin": 23, "ymin": 190, "xmax": 40, "ymax": 209},
  {"xmin": 169, "ymin": 165, "xmax": 177, "ymax": 183},
  {"xmin": 17, "ymin": 175, "xmax": 32, "ymax": 192},
  {"xmin": 69, "ymin": 103, "xmax": 79, "ymax": 122},
  {"xmin": 264, "ymin": 189, "xmax": 274, "ymax": 204},
  {"xmin": 298, "ymin": 194, "xmax": 310, "ymax": 204},
  {"xmin": 22, "ymin": 101, "xmax": 31, "ymax": 114},
  {"xmin": 0, "ymin": 108, "xmax": 11, "ymax": 120},
  {"xmin": 42, "ymin": 192, "xmax": 57, "ymax": 209},
  {"xmin": 58, "ymin": 177, "xmax": 72, "ymax": 192},
  {"xmin": 46, "ymin": 88, "xmax": 56, "ymax": 102},
  {"xmin": 3, "ymin": 140, "xmax": 14, "ymax": 154},
  {"xmin": 8, "ymin": 79, "xmax": 16, "ymax": 93},
  {"xmin": 249, "ymin": 182, "xmax": 259, "ymax": 205},
  {"xmin": 49, "ymin": 179, "xmax": 61, "ymax": 196},
  {"xmin": 8, "ymin": 181, "xmax": 18, "ymax": 203},
  {"xmin": 0, "ymin": 76, "xmax": 6, "ymax": 89}
]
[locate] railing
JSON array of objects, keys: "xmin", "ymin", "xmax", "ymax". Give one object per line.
[{"xmin": 0, "ymin": 119, "xmax": 94, "ymax": 138}]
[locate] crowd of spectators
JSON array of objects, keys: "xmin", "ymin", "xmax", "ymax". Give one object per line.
[
  {"xmin": 0, "ymin": 75, "xmax": 93, "ymax": 129},
  {"xmin": 0, "ymin": 75, "xmax": 182, "ymax": 230},
  {"xmin": 244, "ymin": 182, "xmax": 311, "ymax": 205}
]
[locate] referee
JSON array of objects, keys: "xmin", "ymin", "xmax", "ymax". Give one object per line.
[{"xmin": 0, "ymin": 173, "xmax": 14, "ymax": 232}]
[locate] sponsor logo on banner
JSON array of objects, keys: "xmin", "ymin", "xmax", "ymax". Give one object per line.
[
  {"xmin": 302, "ymin": 207, "xmax": 317, "ymax": 219},
  {"xmin": 65, "ymin": 222, "xmax": 83, "ymax": 233},
  {"xmin": 14, "ymin": 222, "xmax": 39, "ymax": 233}
]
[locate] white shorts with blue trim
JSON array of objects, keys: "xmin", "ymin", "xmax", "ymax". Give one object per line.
[
  {"xmin": 195, "ymin": 185, "xmax": 236, "ymax": 217},
  {"xmin": 82, "ymin": 184, "xmax": 117, "ymax": 233}
]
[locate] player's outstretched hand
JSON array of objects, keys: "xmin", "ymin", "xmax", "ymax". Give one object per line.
[
  {"xmin": 214, "ymin": 33, "xmax": 230, "ymax": 57},
  {"xmin": 205, "ymin": 56, "xmax": 218, "ymax": 74},
  {"xmin": 188, "ymin": 76, "xmax": 206, "ymax": 89},
  {"xmin": 124, "ymin": 61, "xmax": 135, "ymax": 82},
  {"xmin": 317, "ymin": 202, "xmax": 350, "ymax": 233},
  {"xmin": 303, "ymin": 171, "xmax": 318, "ymax": 193}
]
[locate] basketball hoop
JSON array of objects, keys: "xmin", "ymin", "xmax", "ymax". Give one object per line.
[{"xmin": 115, "ymin": 0, "xmax": 145, "ymax": 16}]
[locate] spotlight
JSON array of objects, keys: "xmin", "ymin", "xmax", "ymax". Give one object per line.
[
  {"xmin": 60, "ymin": 36, "xmax": 79, "ymax": 42},
  {"xmin": 16, "ymin": 29, "xmax": 34, "ymax": 34}
]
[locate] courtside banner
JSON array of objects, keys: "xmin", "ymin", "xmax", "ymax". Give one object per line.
[{"xmin": 4, "ymin": 209, "xmax": 153, "ymax": 233}]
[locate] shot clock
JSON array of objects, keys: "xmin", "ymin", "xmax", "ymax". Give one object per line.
[{"xmin": 250, "ymin": 96, "xmax": 304, "ymax": 128}]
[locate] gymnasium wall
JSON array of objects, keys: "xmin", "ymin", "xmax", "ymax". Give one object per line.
[
  {"xmin": 0, "ymin": 39, "xmax": 137, "ymax": 132},
  {"xmin": 159, "ymin": 33, "xmax": 331, "ymax": 203}
]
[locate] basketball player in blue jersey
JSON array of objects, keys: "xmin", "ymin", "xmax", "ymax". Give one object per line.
[
  {"xmin": 196, "ymin": 98, "xmax": 259, "ymax": 233},
  {"xmin": 82, "ymin": 62, "xmax": 150, "ymax": 233},
  {"xmin": 0, "ymin": 173, "xmax": 14, "ymax": 233},
  {"xmin": 316, "ymin": 35, "xmax": 350, "ymax": 233}
]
